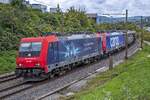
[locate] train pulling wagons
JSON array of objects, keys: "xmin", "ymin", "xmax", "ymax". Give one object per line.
[{"xmin": 15, "ymin": 31, "xmax": 136, "ymax": 81}]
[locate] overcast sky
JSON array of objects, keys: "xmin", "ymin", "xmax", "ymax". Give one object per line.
[{"xmin": 29, "ymin": 0, "xmax": 150, "ymax": 17}]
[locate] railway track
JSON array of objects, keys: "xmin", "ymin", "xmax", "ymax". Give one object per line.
[
  {"xmin": 0, "ymin": 82, "xmax": 31, "ymax": 99},
  {"xmin": 0, "ymin": 41, "xmax": 139, "ymax": 100},
  {"xmin": 0, "ymin": 72, "xmax": 14, "ymax": 79},
  {"xmin": 0, "ymin": 74, "xmax": 30, "ymax": 99},
  {"xmin": 0, "ymin": 73, "xmax": 17, "ymax": 84},
  {"xmin": 0, "ymin": 79, "xmax": 56, "ymax": 100},
  {"xmin": 0, "ymin": 73, "xmax": 30, "ymax": 99},
  {"xmin": 0, "ymin": 75, "xmax": 53, "ymax": 100},
  {"xmin": 36, "ymin": 67, "xmax": 107, "ymax": 100}
]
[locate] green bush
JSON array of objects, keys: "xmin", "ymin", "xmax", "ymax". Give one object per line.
[
  {"xmin": 0, "ymin": 4, "xmax": 96, "ymax": 51},
  {"xmin": 0, "ymin": 50, "xmax": 16, "ymax": 74}
]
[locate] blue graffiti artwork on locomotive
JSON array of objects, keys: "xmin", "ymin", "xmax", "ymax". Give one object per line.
[
  {"xmin": 46, "ymin": 34, "xmax": 102, "ymax": 66},
  {"xmin": 58, "ymin": 37, "xmax": 101, "ymax": 62},
  {"xmin": 59, "ymin": 41, "xmax": 81, "ymax": 58},
  {"xmin": 106, "ymin": 32, "xmax": 125, "ymax": 51}
]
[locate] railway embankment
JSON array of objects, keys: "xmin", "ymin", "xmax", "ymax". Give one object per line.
[{"xmin": 61, "ymin": 43, "xmax": 150, "ymax": 100}]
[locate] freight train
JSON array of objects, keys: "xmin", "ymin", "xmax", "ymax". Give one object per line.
[{"xmin": 16, "ymin": 31, "xmax": 136, "ymax": 81}]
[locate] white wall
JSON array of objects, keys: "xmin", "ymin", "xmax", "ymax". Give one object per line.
[{"xmin": 0, "ymin": 0, "xmax": 11, "ymax": 4}]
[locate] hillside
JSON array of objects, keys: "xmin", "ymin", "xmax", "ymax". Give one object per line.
[
  {"xmin": 0, "ymin": 50, "xmax": 16, "ymax": 74},
  {"xmin": 0, "ymin": 2, "xmax": 98, "ymax": 74},
  {"xmin": 67, "ymin": 44, "xmax": 150, "ymax": 100},
  {"xmin": 0, "ymin": 3, "xmax": 95, "ymax": 51}
]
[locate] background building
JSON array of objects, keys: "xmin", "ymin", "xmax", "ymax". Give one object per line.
[
  {"xmin": 31, "ymin": 4, "xmax": 47, "ymax": 13},
  {"xmin": 50, "ymin": 8, "xmax": 58, "ymax": 13},
  {"xmin": 0, "ymin": 0, "xmax": 12, "ymax": 4},
  {"xmin": 22, "ymin": 0, "xmax": 30, "ymax": 7},
  {"xmin": 86, "ymin": 13, "xmax": 101, "ymax": 24}
]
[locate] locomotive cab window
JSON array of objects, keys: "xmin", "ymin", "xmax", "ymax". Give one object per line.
[{"xmin": 19, "ymin": 42, "xmax": 42, "ymax": 57}]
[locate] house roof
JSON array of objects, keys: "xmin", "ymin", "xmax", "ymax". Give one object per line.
[{"xmin": 86, "ymin": 13, "xmax": 98, "ymax": 18}]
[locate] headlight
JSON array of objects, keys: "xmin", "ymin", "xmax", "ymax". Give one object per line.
[
  {"xmin": 19, "ymin": 64, "xmax": 22, "ymax": 67},
  {"xmin": 35, "ymin": 63, "xmax": 40, "ymax": 67}
]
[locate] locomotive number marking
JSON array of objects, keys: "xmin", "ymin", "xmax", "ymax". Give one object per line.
[{"xmin": 110, "ymin": 37, "xmax": 119, "ymax": 48}]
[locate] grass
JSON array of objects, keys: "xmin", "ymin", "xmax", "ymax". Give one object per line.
[
  {"xmin": 65, "ymin": 44, "xmax": 150, "ymax": 100},
  {"xmin": 143, "ymin": 32, "xmax": 150, "ymax": 42},
  {"xmin": 0, "ymin": 50, "xmax": 16, "ymax": 74}
]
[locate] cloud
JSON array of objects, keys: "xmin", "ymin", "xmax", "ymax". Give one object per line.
[{"xmin": 29, "ymin": 0, "xmax": 150, "ymax": 16}]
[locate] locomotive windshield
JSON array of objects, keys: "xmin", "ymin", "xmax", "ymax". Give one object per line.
[{"xmin": 19, "ymin": 42, "xmax": 42, "ymax": 57}]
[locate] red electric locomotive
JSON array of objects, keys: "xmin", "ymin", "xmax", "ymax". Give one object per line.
[{"xmin": 16, "ymin": 35, "xmax": 58, "ymax": 80}]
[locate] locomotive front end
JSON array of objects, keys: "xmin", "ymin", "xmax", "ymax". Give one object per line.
[{"xmin": 16, "ymin": 37, "xmax": 46, "ymax": 79}]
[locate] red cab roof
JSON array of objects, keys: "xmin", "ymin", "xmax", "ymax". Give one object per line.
[{"xmin": 21, "ymin": 35, "xmax": 58, "ymax": 42}]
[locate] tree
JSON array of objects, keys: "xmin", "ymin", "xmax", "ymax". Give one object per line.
[{"xmin": 11, "ymin": 0, "xmax": 25, "ymax": 9}]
